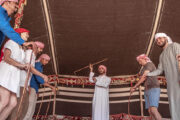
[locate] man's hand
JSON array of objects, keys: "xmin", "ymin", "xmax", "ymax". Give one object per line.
[
  {"xmin": 37, "ymin": 93, "xmax": 39, "ymax": 98},
  {"xmin": 51, "ymin": 87, "xmax": 56, "ymax": 95},
  {"xmin": 143, "ymin": 70, "xmax": 150, "ymax": 76},
  {"xmin": 93, "ymin": 78, "xmax": 97, "ymax": 83},
  {"xmin": 43, "ymin": 75, "xmax": 49, "ymax": 83},
  {"xmin": 89, "ymin": 64, "xmax": 93, "ymax": 72},
  {"xmin": 19, "ymin": 63, "xmax": 29, "ymax": 70},
  {"xmin": 32, "ymin": 43, "xmax": 38, "ymax": 54},
  {"xmin": 23, "ymin": 42, "xmax": 34, "ymax": 47},
  {"xmin": 176, "ymin": 54, "xmax": 180, "ymax": 61},
  {"xmin": 130, "ymin": 87, "xmax": 136, "ymax": 94}
]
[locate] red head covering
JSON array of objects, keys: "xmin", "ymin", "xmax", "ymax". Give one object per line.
[
  {"xmin": 98, "ymin": 65, "xmax": 107, "ymax": 73},
  {"xmin": 15, "ymin": 28, "xmax": 29, "ymax": 34}
]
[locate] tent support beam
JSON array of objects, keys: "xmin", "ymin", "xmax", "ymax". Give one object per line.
[
  {"xmin": 42, "ymin": 0, "xmax": 58, "ymax": 116},
  {"xmin": 146, "ymin": 0, "xmax": 164, "ymax": 56}
]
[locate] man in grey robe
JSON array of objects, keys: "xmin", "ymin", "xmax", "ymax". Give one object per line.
[{"xmin": 147, "ymin": 33, "xmax": 180, "ymax": 120}]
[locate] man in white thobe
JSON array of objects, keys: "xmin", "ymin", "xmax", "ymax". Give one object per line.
[
  {"xmin": 8, "ymin": 40, "xmax": 45, "ymax": 120},
  {"xmin": 147, "ymin": 33, "xmax": 180, "ymax": 120},
  {"xmin": 89, "ymin": 64, "xmax": 111, "ymax": 120}
]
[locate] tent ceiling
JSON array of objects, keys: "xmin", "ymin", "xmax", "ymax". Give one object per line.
[
  {"xmin": 2, "ymin": 0, "xmax": 179, "ymax": 117},
  {"xmin": 17, "ymin": 0, "xmax": 180, "ymax": 76}
]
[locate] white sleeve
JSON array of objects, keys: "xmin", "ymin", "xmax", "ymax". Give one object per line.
[
  {"xmin": 3, "ymin": 40, "xmax": 15, "ymax": 53},
  {"xmin": 147, "ymin": 58, "xmax": 163, "ymax": 76},
  {"xmin": 173, "ymin": 42, "xmax": 180, "ymax": 55},
  {"xmin": 28, "ymin": 73, "xmax": 32, "ymax": 86},
  {"xmin": 96, "ymin": 77, "xmax": 111, "ymax": 88},
  {"xmin": 89, "ymin": 72, "xmax": 95, "ymax": 83},
  {"xmin": 24, "ymin": 50, "xmax": 33, "ymax": 64}
]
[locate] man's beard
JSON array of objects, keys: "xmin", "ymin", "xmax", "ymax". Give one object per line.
[
  {"xmin": 13, "ymin": 10, "xmax": 17, "ymax": 15},
  {"xmin": 11, "ymin": 10, "xmax": 18, "ymax": 16},
  {"xmin": 99, "ymin": 71, "xmax": 105, "ymax": 75},
  {"xmin": 38, "ymin": 51, "xmax": 42, "ymax": 54},
  {"xmin": 157, "ymin": 40, "xmax": 167, "ymax": 48}
]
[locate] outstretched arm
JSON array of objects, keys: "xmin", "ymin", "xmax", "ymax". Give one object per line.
[
  {"xmin": 4, "ymin": 48, "xmax": 27, "ymax": 69},
  {"xmin": 0, "ymin": 13, "xmax": 24, "ymax": 46},
  {"xmin": 130, "ymin": 70, "xmax": 149, "ymax": 93},
  {"xmin": 89, "ymin": 64, "xmax": 97, "ymax": 83},
  {"xmin": 147, "ymin": 62, "xmax": 163, "ymax": 76},
  {"xmin": 147, "ymin": 57, "xmax": 163, "ymax": 76},
  {"xmin": 30, "ymin": 66, "xmax": 48, "ymax": 82},
  {"xmin": 43, "ymin": 83, "xmax": 56, "ymax": 94}
]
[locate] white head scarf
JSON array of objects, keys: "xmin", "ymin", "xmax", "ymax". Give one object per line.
[{"xmin": 155, "ymin": 33, "xmax": 173, "ymax": 44}]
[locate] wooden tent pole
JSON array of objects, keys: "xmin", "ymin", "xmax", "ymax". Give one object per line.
[
  {"xmin": 15, "ymin": 51, "xmax": 33, "ymax": 120},
  {"xmin": 35, "ymin": 86, "xmax": 45, "ymax": 120},
  {"xmin": 139, "ymin": 85, "xmax": 144, "ymax": 116},
  {"xmin": 41, "ymin": 0, "xmax": 58, "ymax": 116},
  {"xmin": 146, "ymin": 0, "xmax": 164, "ymax": 56},
  {"xmin": 44, "ymin": 91, "xmax": 52, "ymax": 119}
]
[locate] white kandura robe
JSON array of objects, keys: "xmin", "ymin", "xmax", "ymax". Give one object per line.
[
  {"xmin": 20, "ymin": 49, "xmax": 36, "ymax": 88},
  {"xmin": 147, "ymin": 42, "xmax": 180, "ymax": 120},
  {"xmin": 0, "ymin": 40, "xmax": 25, "ymax": 97},
  {"xmin": 89, "ymin": 72, "xmax": 111, "ymax": 120}
]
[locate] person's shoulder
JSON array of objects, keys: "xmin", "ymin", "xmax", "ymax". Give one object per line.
[
  {"xmin": 143, "ymin": 62, "xmax": 153, "ymax": 71},
  {"xmin": 148, "ymin": 62, "xmax": 156, "ymax": 68},
  {"xmin": 6, "ymin": 39, "xmax": 13, "ymax": 44},
  {"xmin": 173, "ymin": 42, "xmax": 179, "ymax": 44},
  {"xmin": 159, "ymin": 51, "xmax": 164, "ymax": 59},
  {"xmin": 0, "ymin": 6, "xmax": 6, "ymax": 18},
  {"xmin": 0, "ymin": 6, "xmax": 4, "ymax": 13},
  {"xmin": 170, "ymin": 42, "xmax": 180, "ymax": 47},
  {"xmin": 170, "ymin": 42, "xmax": 180, "ymax": 49},
  {"xmin": 105, "ymin": 76, "xmax": 111, "ymax": 80},
  {"xmin": 147, "ymin": 62, "xmax": 155, "ymax": 66},
  {"xmin": 146, "ymin": 62, "xmax": 151, "ymax": 65},
  {"xmin": 5, "ymin": 40, "xmax": 18, "ymax": 46},
  {"xmin": 144, "ymin": 62, "xmax": 151, "ymax": 67},
  {"xmin": 35, "ymin": 62, "xmax": 43, "ymax": 70},
  {"xmin": 35, "ymin": 62, "xmax": 41, "ymax": 66},
  {"xmin": 35, "ymin": 61, "xmax": 41, "ymax": 64}
]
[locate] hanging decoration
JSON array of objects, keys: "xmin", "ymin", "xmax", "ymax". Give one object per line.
[
  {"xmin": 33, "ymin": 113, "xmax": 151, "ymax": 120},
  {"xmin": 14, "ymin": 0, "xmax": 27, "ymax": 29},
  {"xmin": 48, "ymin": 75, "xmax": 166, "ymax": 86}
]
